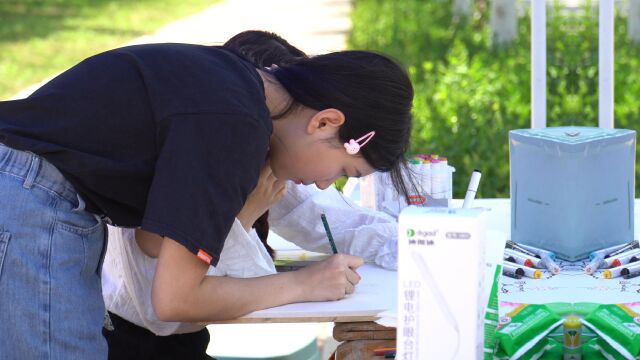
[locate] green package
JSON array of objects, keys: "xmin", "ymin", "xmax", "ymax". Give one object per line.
[
  {"xmin": 597, "ymin": 338, "xmax": 630, "ymax": 360},
  {"xmin": 578, "ymin": 338, "xmax": 609, "ymax": 360},
  {"xmin": 495, "ymin": 304, "xmax": 564, "ymax": 360},
  {"xmin": 484, "ymin": 265, "xmax": 502, "ymax": 359},
  {"xmin": 493, "ymin": 336, "xmax": 548, "ymax": 360},
  {"xmin": 538, "ymin": 338, "xmax": 563, "ymax": 360},
  {"xmin": 573, "ymin": 303, "xmax": 600, "ymax": 317},
  {"xmin": 583, "ymin": 304, "xmax": 640, "ymax": 360},
  {"xmin": 545, "ymin": 302, "xmax": 599, "ymax": 318},
  {"xmin": 546, "ymin": 302, "xmax": 574, "ymax": 317}
]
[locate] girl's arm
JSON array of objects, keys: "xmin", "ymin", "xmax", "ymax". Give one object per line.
[
  {"xmin": 269, "ymin": 182, "xmax": 398, "ymax": 268},
  {"xmin": 152, "ymin": 237, "xmax": 363, "ymax": 322},
  {"xmin": 236, "ymin": 161, "xmax": 286, "ymax": 231}
]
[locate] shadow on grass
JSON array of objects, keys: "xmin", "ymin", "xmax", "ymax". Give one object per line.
[{"xmin": 0, "ymin": 0, "xmax": 156, "ymax": 43}]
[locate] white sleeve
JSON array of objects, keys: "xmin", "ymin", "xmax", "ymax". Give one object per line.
[
  {"xmin": 211, "ymin": 218, "xmax": 276, "ymax": 277},
  {"xmin": 269, "ymin": 182, "xmax": 398, "ymax": 270}
]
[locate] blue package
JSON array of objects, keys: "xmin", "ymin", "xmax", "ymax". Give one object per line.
[{"xmin": 509, "ymin": 126, "xmax": 636, "ymax": 260}]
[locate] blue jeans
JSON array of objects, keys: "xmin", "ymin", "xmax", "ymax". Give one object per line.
[{"xmin": 0, "ymin": 143, "xmax": 107, "ymax": 359}]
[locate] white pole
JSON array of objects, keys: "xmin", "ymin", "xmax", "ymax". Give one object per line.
[
  {"xmin": 531, "ymin": 0, "xmax": 546, "ymax": 128},
  {"xmin": 599, "ymin": 0, "xmax": 614, "ymax": 128}
]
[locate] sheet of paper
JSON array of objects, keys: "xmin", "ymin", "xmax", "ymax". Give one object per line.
[{"xmin": 242, "ymin": 264, "xmax": 396, "ymax": 320}]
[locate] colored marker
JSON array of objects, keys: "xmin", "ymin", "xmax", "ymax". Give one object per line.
[
  {"xmin": 462, "ymin": 170, "xmax": 481, "ymax": 209},
  {"xmin": 563, "ymin": 315, "xmax": 582, "ymax": 359},
  {"xmin": 603, "ymin": 261, "xmax": 640, "ymax": 279},
  {"xmin": 602, "ymin": 248, "xmax": 640, "ymax": 268},
  {"xmin": 623, "ymin": 271, "xmax": 640, "ymax": 279},
  {"xmin": 605, "ymin": 240, "xmax": 640, "ymax": 258},
  {"xmin": 584, "ymin": 254, "xmax": 605, "ymax": 275},
  {"xmin": 320, "ymin": 213, "xmax": 338, "ymax": 254},
  {"xmin": 589, "ymin": 243, "xmax": 630, "ymax": 261},
  {"xmin": 585, "ymin": 243, "xmax": 631, "ymax": 274},
  {"xmin": 505, "ymin": 241, "xmax": 539, "ymax": 259},
  {"xmin": 516, "ymin": 243, "xmax": 561, "ymax": 275},
  {"xmin": 373, "ymin": 348, "xmax": 396, "ymax": 356},
  {"xmin": 384, "ymin": 351, "xmax": 396, "ymax": 358},
  {"xmin": 502, "ymin": 268, "xmax": 523, "ymax": 280},
  {"xmin": 502, "ymin": 261, "xmax": 522, "ymax": 279},
  {"xmin": 504, "ymin": 248, "xmax": 543, "ymax": 268},
  {"xmin": 503, "ymin": 260, "xmax": 542, "ymax": 279}
]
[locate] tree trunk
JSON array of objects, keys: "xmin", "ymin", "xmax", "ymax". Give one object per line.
[
  {"xmin": 629, "ymin": 0, "xmax": 640, "ymax": 43},
  {"xmin": 491, "ymin": 0, "xmax": 518, "ymax": 46},
  {"xmin": 453, "ymin": 0, "xmax": 472, "ymax": 18}
]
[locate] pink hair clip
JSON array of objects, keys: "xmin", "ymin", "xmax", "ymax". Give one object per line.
[{"xmin": 344, "ymin": 131, "xmax": 376, "ymax": 155}]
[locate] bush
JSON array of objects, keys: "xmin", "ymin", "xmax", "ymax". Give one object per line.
[{"xmin": 349, "ymin": 0, "xmax": 640, "ymax": 198}]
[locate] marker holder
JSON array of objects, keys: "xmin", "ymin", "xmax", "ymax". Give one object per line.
[{"xmin": 360, "ymin": 162, "xmax": 455, "ymax": 217}]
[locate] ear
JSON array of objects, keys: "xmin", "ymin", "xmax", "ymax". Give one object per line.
[{"xmin": 306, "ymin": 108, "xmax": 345, "ymax": 135}]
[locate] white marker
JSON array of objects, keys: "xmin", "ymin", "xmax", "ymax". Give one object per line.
[
  {"xmin": 605, "ymin": 241, "xmax": 640, "ymax": 258},
  {"xmin": 603, "ymin": 261, "xmax": 640, "ymax": 279},
  {"xmin": 584, "ymin": 254, "xmax": 605, "ymax": 275},
  {"xmin": 585, "ymin": 243, "xmax": 632, "ymax": 274},
  {"xmin": 503, "ymin": 260, "xmax": 542, "ymax": 279},
  {"xmin": 516, "ymin": 243, "xmax": 561, "ymax": 275},
  {"xmin": 602, "ymin": 248, "xmax": 640, "ymax": 268},
  {"xmin": 504, "ymin": 248, "xmax": 544, "ymax": 268},
  {"xmin": 462, "ymin": 170, "xmax": 481, "ymax": 208},
  {"xmin": 589, "ymin": 242, "xmax": 631, "ymax": 260}
]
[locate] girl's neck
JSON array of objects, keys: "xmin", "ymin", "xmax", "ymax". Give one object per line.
[{"xmin": 257, "ymin": 69, "xmax": 292, "ymax": 118}]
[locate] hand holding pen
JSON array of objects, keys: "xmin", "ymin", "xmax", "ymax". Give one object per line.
[{"xmin": 294, "ymin": 254, "xmax": 363, "ymax": 300}]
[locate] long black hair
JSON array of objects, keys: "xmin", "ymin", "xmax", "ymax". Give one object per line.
[
  {"xmin": 269, "ymin": 51, "xmax": 415, "ymax": 202},
  {"xmin": 224, "ymin": 31, "xmax": 416, "ymax": 202},
  {"xmin": 222, "ymin": 31, "xmax": 308, "ymax": 258}
]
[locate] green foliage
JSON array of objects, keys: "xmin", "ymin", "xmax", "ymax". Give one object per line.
[{"xmin": 349, "ymin": 0, "xmax": 640, "ymax": 198}]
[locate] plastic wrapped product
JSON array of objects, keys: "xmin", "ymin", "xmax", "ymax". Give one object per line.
[
  {"xmin": 494, "ymin": 304, "xmax": 564, "ymax": 360},
  {"xmin": 582, "ymin": 304, "xmax": 640, "ymax": 360}
]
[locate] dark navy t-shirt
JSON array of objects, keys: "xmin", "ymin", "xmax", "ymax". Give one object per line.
[{"xmin": 0, "ymin": 44, "xmax": 272, "ymax": 265}]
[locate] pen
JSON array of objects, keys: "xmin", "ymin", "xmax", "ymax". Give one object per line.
[
  {"xmin": 584, "ymin": 243, "xmax": 630, "ymax": 274},
  {"xmin": 516, "ymin": 243, "xmax": 561, "ymax": 275},
  {"xmin": 462, "ymin": 169, "xmax": 481, "ymax": 208},
  {"xmin": 602, "ymin": 248, "xmax": 640, "ymax": 268},
  {"xmin": 321, "ymin": 213, "xmax": 338, "ymax": 254},
  {"xmin": 603, "ymin": 261, "xmax": 640, "ymax": 279},
  {"xmin": 605, "ymin": 240, "xmax": 639, "ymax": 258},
  {"xmin": 373, "ymin": 348, "xmax": 396, "ymax": 356},
  {"xmin": 584, "ymin": 254, "xmax": 605, "ymax": 275},
  {"xmin": 503, "ymin": 260, "xmax": 542, "ymax": 279},
  {"xmin": 505, "ymin": 241, "xmax": 539, "ymax": 258},
  {"xmin": 589, "ymin": 242, "xmax": 630, "ymax": 260},
  {"xmin": 504, "ymin": 248, "xmax": 543, "ymax": 268}
]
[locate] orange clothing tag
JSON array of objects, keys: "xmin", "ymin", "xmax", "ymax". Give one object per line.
[
  {"xmin": 408, "ymin": 195, "xmax": 426, "ymax": 205},
  {"xmin": 197, "ymin": 249, "xmax": 213, "ymax": 265}
]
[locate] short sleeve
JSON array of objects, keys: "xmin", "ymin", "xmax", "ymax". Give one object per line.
[{"xmin": 141, "ymin": 112, "xmax": 270, "ymax": 266}]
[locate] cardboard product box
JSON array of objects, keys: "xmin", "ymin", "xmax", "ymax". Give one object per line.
[
  {"xmin": 397, "ymin": 207, "xmax": 487, "ymax": 359},
  {"xmin": 510, "ymin": 126, "xmax": 636, "ymax": 260}
]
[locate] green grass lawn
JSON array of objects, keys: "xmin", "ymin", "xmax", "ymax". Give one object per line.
[{"xmin": 0, "ymin": 0, "xmax": 218, "ymax": 100}]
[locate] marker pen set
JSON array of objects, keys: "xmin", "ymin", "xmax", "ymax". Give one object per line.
[
  {"xmin": 502, "ymin": 261, "xmax": 542, "ymax": 280},
  {"xmin": 505, "ymin": 241, "xmax": 561, "ymax": 276},
  {"xmin": 360, "ymin": 154, "xmax": 455, "ymax": 215},
  {"xmin": 502, "ymin": 241, "xmax": 552, "ymax": 279},
  {"xmin": 582, "ymin": 240, "xmax": 640, "ymax": 278},
  {"xmin": 580, "ymin": 240, "xmax": 640, "ymax": 279},
  {"xmin": 408, "ymin": 154, "xmax": 455, "ymax": 201}
]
